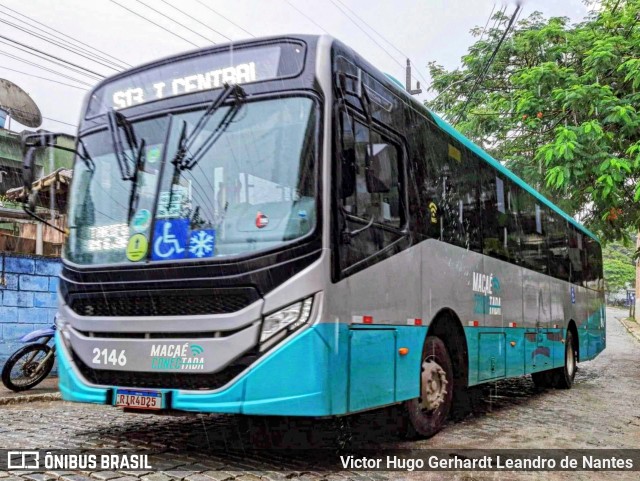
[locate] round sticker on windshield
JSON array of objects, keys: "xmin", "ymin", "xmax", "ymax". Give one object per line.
[
  {"xmin": 126, "ymin": 234, "xmax": 148, "ymax": 262},
  {"xmin": 147, "ymin": 146, "xmax": 161, "ymax": 164},
  {"xmin": 131, "ymin": 209, "xmax": 151, "ymax": 232}
]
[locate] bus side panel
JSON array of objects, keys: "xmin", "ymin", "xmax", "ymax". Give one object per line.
[
  {"xmin": 421, "ymin": 240, "xmax": 483, "ymax": 386},
  {"xmin": 482, "ymin": 255, "xmax": 524, "ymax": 379},
  {"xmin": 346, "ymin": 325, "xmax": 427, "ymax": 412}
]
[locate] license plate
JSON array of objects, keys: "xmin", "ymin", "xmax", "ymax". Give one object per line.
[{"xmin": 115, "ymin": 389, "xmax": 163, "ymax": 410}]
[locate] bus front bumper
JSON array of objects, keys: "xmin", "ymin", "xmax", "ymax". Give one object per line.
[{"xmin": 56, "ymin": 324, "xmax": 341, "ymax": 417}]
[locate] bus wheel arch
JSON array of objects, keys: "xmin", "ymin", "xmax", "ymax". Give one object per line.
[{"xmin": 427, "ymin": 309, "xmax": 469, "ymax": 390}]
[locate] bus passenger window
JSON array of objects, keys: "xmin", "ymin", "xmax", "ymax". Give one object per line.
[
  {"xmin": 338, "ymin": 115, "xmax": 404, "ymax": 272},
  {"xmin": 342, "ymin": 121, "xmax": 401, "ymax": 228}
]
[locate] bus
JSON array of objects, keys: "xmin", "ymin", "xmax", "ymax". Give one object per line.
[{"xmin": 22, "ymin": 34, "xmax": 605, "ymax": 438}]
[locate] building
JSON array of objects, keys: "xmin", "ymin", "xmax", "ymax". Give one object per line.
[{"xmin": 0, "ymin": 125, "xmax": 75, "ymax": 369}]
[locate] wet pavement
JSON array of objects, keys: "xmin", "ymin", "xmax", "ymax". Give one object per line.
[
  {"xmin": 0, "ymin": 308, "xmax": 638, "ymax": 481},
  {"xmin": 0, "ymin": 377, "xmax": 59, "ymax": 403}
]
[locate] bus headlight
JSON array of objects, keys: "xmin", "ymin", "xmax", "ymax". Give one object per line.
[{"xmin": 260, "ymin": 297, "xmax": 313, "ymax": 343}]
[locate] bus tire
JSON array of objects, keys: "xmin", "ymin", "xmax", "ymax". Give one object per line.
[
  {"xmin": 553, "ymin": 330, "xmax": 577, "ymax": 389},
  {"xmin": 404, "ymin": 335, "xmax": 454, "ymax": 439}
]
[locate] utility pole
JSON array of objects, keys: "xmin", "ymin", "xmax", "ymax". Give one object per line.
[{"xmin": 405, "ymin": 59, "xmax": 422, "ymax": 96}]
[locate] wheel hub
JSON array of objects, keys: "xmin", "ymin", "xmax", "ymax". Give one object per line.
[
  {"xmin": 420, "ymin": 359, "xmax": 448, "ymax": 411},
  {"xmin": 22, "ymin": 362, "xmax": 39, "ymax": 378}
]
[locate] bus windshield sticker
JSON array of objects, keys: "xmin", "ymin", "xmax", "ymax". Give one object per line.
[
  {"xmin": 131, "ymin": 209, "xmax": 151, "ymax": 232},
  {"xmin": 126, "ymin": 234, "xmax": 148, "ymax": 262},
  {"xmin": 187, "ymin": 229, "xmax": 216, "ymax": 258},
  {"xmin": 151, "ymin": 219, "xmax": 189, "ymax": 261},
  {"xmin": 146, "ymin": 145, "xmax": 162, "ymax": 164},
  {"xmin": 85, "ymin": 223, "xmax": 129, "ymax": 252},
  {"xmin": 157, "ymin": 186, "xmax": 190, "ymax": 218}
]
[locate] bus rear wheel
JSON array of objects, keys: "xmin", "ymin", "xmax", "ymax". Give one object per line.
[
  {"xmin": 404, "ymin": 335, "xmax": 454, "ymax": 439},
  {"xmin": 553, "ymin": 330, "xmax": 577, "ymax": 389}
]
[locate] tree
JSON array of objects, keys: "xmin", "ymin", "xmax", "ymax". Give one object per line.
[
  {"xmin": 603, "ymin": 237, "xmax": 636, "ymax": 292},
  {"xmin": 426, "ymin": 0, "xmax": 640, "ymax": 241}
]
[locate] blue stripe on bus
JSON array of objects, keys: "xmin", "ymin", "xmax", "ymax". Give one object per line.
[
  {"xmin": 57, "ymin": 323, "xmax": 427, "ymax": 416},
  {"xmin": 57, "ymin": 322, "xmax": 604, "ymax": 415},
  {"xmin": 56, "ymin": 332, "xmax": 108, "ymax": 404}
]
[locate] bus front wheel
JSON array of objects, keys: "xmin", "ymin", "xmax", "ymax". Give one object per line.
[{"xmin": 404, "ymin": 335, "xmax": 454, "ymax": 439}]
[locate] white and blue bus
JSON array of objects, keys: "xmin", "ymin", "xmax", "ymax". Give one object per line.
[{"xmin": 23, "ymin": 35, "xmax": 605, "ymax": 438}]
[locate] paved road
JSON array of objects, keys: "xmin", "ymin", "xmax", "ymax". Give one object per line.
[{"xmin": 0, "ymin": 308, "xmax": 638, "ymax": 481}]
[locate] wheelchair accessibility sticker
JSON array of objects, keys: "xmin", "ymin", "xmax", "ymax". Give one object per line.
[{"xmin": 152, "ymin": 219, "xmax": 189, "ymax": 260}]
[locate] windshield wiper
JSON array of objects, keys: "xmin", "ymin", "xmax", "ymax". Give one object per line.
[
  {"xmin": 171, "ymin": 82, "xmax": 246, "ymax": 172},
  {"xmin": 106, "ymin": 109, "xmax": 146, "ymax": 221},
  {"xmin": 166, "ymin": 83, "xmax": 245, "ymax": 218}
]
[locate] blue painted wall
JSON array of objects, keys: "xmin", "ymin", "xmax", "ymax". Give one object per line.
[{"xmin": 0, "ymin": 254, "xmax": 60, "ymax": 373}]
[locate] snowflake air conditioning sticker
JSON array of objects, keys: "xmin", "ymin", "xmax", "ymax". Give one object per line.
[{"xmin": 187, "ymin": 229, "xmax": 216, "ymax": 258}]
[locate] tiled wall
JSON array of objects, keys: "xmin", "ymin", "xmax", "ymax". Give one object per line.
[{"xmin": 0, "ymin": 254, "xmax": 60, "ymax": 372}]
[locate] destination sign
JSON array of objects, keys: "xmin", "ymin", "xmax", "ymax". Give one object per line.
[{"xmin": 86, "ymin": 42, "xmax": 305, "ymax": 117}]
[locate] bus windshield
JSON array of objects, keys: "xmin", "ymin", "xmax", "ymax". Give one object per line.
[{"xmin": 66, "ymin": 96, "xmax": 318, "ymax": 265}]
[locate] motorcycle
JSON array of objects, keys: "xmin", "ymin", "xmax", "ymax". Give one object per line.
[{"xmin": 1, "ymin": 324, "xmax": 56, "ymax": 392}]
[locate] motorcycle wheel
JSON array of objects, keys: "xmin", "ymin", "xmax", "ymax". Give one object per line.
[{"xmin": 1, "ymin": 344, "xmax": 55, "ymax": 392}]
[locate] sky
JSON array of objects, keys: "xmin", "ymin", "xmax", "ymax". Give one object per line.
[{"xmin": 0, "ymin": 0, "xmax": 592, "ymax": 136}]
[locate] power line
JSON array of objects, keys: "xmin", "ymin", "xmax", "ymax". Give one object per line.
[
  {"xmin": 283, "ymin": 0, "xmax": 329, "ymax": 34},
  {"xmin": 453, "ymin": 5, "xmax": 522, "ymax": 126},
  {"xmin": 0, "ymin": 9, "xmax": 124, "ymax": 70},
  {"xmin": 192, "ymin": 0, "xmax": 255, "ymax": 38},
  {"xmin": 331, "ymin": 0, "xmax": 429, "ymax": 86},
  {"xmin": 0, "ymin": 17, "xmax": 121, "ymax": 72},
  {"xmin": 41, "ymin": 116, "xmax": 76, "ymax": 128},
  {"xmin": 110, "ymin": 0, "xmax": 200, "ymax": 48},
  {"xmin": 0, "ymin": 38, "xmax": 102, "ymax": 84},
  {"xmin": 328, "ymin": 1, "xmax": 410, "ymax": 69},
  {"xmin": 0, "ymin": 33, "xmax": 105, "ymax": 78},
  {"xmin": 134, "ymin": 0, "xmax": 216, "ymax": 44},
  {"xmin": 478, "ymin": 3, "xmax": 497, "ymax": 43},
  {"xmin": 0, "ymin": 3, "xmax": 130, "ymax": 69},
  {"xmin": 0, "ymin": 48, "xmax": 94, "ymax": 87},
  {"xmin": 159, "ymin": 0, "xmax": 232, "ymax": 42},
  {"xmin": 0, "ymin": 65, "xmax": 88, "ymax": 90}
]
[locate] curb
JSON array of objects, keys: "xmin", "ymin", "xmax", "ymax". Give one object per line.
[
  {"xmin": 0, "ymin": 391, "xmax": 61, "ymax": 406},
  {"xmin": 619, "ymin": 317, "xmax": 640, "ymax": 343}
]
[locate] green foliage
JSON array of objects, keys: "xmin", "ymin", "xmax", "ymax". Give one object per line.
[
  {"xmin": 602, "ymin": 237, "xmax": 636, "ymax": 292},
  {"xmin": 426, "ymin": 0, "xmax": 640, "ymax": 241}
]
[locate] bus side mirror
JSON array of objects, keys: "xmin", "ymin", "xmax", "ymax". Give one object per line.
[
  {"xmin": 365, "ymin": 144, "xmax": 392, "ymax": 193},
  {"xmin": 23, "ymin": 146, "xmax": 37, "ymax": 191},
  {"xmin": 21, "ymin": 131, "xmax": 57, "ymax": 192}
]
